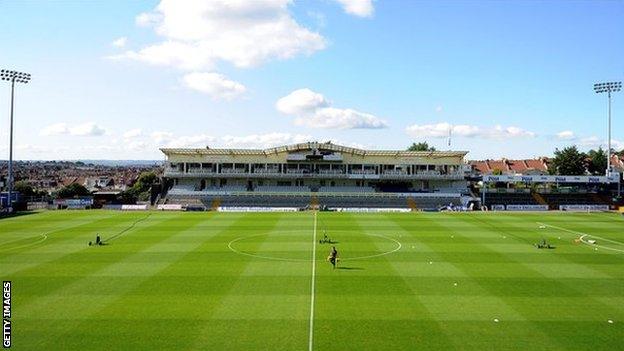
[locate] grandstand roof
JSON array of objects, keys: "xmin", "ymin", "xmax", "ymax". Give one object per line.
[{"xmin": 161, "ymin": 142, "xmax": 468, "ymax": 158}]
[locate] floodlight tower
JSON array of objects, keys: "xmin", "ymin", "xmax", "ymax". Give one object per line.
[
  {"xmin": 593, "ymin": 81, "xmax": 621, "ymax": 176},
  {"xmin": 1, "ymin": 69, "xmax": 31, "ymax": 209}
]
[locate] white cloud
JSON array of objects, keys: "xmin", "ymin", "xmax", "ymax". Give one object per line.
[
  {"xmin": 334, "ymin": 0, "xmax": 374, "ymax": 17},
  {"xmin": 112, "ymin": 37, "xmax": 127, "ymax": 48},
  {"xmin": 15, "ymin": 144, "xmax": 47, "ymax": 154},
  {"xmin": 491, "ymin": 125, "xmax": 535, "ymax": 138},
  {"xmin": 156, "ymin": 133, "xmax": 216, "ymax": 148},
  {"xmin": 135, "ymin": 12, "xmax": 160, "ymax": 27},
  {"xmin": 182, "ymin": 72, "xmax": 246, "ymax": 100},
  {"xmin": 556, "ymin": 130, "xmax": 576, "ymax": 140},
  {"xmin": 40, "ymin": 122, "xmax": 106, "ymax": 137},
  {"xmin": 320, "ymin": 139, "xmax": 372, "ymax": 150},
  {"xmin": 295, "ymin": 107, "xmax": 388, "ymax": 129},
  {"xmin": 405, "ymin": 122, "xmax": 477, "ymax": 138},
  {"xmin": 149, "ymin": 131, "xmax": 314, "ymax": 149},
  {"xmin": 122, "ymin": 140, "xmax": 149, "ymax": 152},
  {"xmin": 173, "ymin": 134, "xmax": 216, "ymax": 148},
  {"xmin": 276, "ymin": 88, "xmax": 329, "ymax": 115},
  {"xmin": 116, "ymin": 0, "xmax": 326, "ymax": 70},
  {"xmin": 70, "ymin": 123, "xmax": 106, "ymax": 136},
  {"xmin": 556, "ymin": 135, "xmax": 624, "ymax": 151},
  {"xmin": 40, "ymin": 123, "xmax": 70, "ymax": 136},
  {"xmin": 405, "ymin": 122, "xmax": 535, "ymax": 139},
  {"xmin": 435, "ymin": 106, "xmax": 443, "ymax": 113},
  {"xmin": 579, "ymin": 137, "xmax": 623, "ymax": 150},
  {"xmin": 221, "ymin": 133, "xmax": 312, "ymax": 148},
  {"xmin": 307, "ymin": 11, "xmax": 327, "ymax": 28},
  {"xmin": 452, "ymin": 124, "xmax": 481, "ymax": 137},
  {"xmin": 123, "ymin": 128, "xmax": 142, "ymax": 138},
  {"xmin": 407, "ymin": 122, "xmax": 450, "ymax": 138},
  {"xmin": 110, "ymin": 41, "xmax": 215, "ymax": 70},
  {"xmin": 151, "ymin": 131, "xmax": 174, "ymax": 143},
  {"xmin": 579, "ymin": 136, "xmax": 602, "ymax": 147},
  {"xmin": 276, "ymin": 88, "xmax": 387, "ymax": 129}
]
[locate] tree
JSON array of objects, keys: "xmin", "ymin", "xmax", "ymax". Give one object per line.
[
  {"xmin": 492, "ymin": 168, "xmax": 503, "ymax": 175},
  {"xmin": 587, "ymin": 147, "xmax": 608, "ymax": 175},
  {"xmin": 14, "ymin": 181, "xmax": 48, "ymax": 198},
  {"xmin": 13, "ymin": 181, "xmax": 36, "ymax": 197},
  {"xmin": 117, "ymin": 190, "xmax": 138, "ymax": 204},
  {"xmin": 407, "ymin": 142, "xmax": 436, "ymax": 152},
  {"xmin": 131, "ymin": 172, "xmax": 157, "ymax": 193},
  {"xmin": 550, "ymin": 146, "xmax": 586, "ymax": 175},
  {"xmin": 117, "ymin": 171, "xmax": 158, "ymax": 204},
  {"xmin": 56, "ymin": 183, "xmax": 90, "ymax": 199}
]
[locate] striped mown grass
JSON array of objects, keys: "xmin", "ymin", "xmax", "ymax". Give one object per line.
[{"xmin": 1, "ymin": 210, "xmax": 622, "ymax": 350}]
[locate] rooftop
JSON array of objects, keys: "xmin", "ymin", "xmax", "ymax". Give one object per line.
[{"xmin": 161, "ymin": 142, "xmax": 468, "ymax": 158}]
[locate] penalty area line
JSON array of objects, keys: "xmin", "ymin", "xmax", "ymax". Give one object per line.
[
  {"xmin": 538, "ymin": 222, "xmax": 624, "ymax": 253},
  {"xmin": 308, "ymin": 211, "xmax": 317, "ymax": 351},
  {"xmin": 579, "ymin": 234, "xmax": 624, "ymax": 253}
]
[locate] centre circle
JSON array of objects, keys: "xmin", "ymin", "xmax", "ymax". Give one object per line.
[{"xmin": 228, "ymin": 229, "xmax": 402, "ymax": 262}]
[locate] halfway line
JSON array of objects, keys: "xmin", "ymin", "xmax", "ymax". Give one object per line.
[{"xmin": 308, "ymin": 211, "xmax": 317, "ymax": 351}]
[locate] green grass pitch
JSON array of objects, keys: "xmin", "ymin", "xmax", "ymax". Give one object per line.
[{"xmin": 1, "ymin": 210, "xmax": 623, "ymax": 350}]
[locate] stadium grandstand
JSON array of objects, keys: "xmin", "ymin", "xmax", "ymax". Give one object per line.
[
  {"xmin": 471, "ymin": 156, "xmax": 623, "ymax": 210},
  {"xmin": 159, "ymin": 141, "xmax": 473, "ymax": 210},
  {"xmin": 478, "ymin": 174, "xmax": 620, "ymax": 210},
  {"xmin": 471, "ymin": 155, "xmax": 624, "ymax": 175}
]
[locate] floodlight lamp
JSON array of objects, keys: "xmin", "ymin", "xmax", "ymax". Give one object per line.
[
  {"xmin": 0, "ymin": 69, "xmax": 32, "ymax": 84},
  {"xmin": 594, "ymin": 81, "xmax": 622, "ymax": 93}
]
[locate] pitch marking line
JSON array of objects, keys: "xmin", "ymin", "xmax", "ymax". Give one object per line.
[
  {"xmin": 309, "ymin": 211, "xmax": 317, "ymax": 351},
  {"xmin": 578, "ymin": 234, "xmax": 624, "ymax": 253},
  {"xmin": 537, "ymin": 222, "xmax": 624, "ymax": 253},
  {"xmin": 227, "ymin": 230, "xmax": 312, "ymax": 262},
  {"xmin": 227, "ymin": 230, "xmax": 401, "ymax": 262},
  {"xmin": 340, "ymin": 234, "xmax": 402, "ymax": 261},
  {"xmin": 0, "ymin": 233, "xmax": 47, "ymax": 252}
]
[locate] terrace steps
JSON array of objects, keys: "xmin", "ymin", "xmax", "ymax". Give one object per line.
[
  {"xmin": 531, "ymin": 192, "xmax": 549, "ymax": 206},
  {"xmin": 210, "ymin": 198, "xmax": 221, "ymax": 211},
  {"xmin": 310, "ymin": 194, "xmax": 319, "ymax": 210},
  {"xmin": 407, "ymin": 197, "xmax": 418, "ymax": 211}
]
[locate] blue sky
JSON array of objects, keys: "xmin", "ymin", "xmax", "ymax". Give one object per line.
[{"xmin": 0, "ymin": 0, "xmax": 622, "ymax": 160}]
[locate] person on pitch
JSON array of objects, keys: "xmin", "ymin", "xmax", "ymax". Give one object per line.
[
  {"xmin": 319, "ymin": 229, "xmax": 331, "ymax": 244},
  {"xmin": 328, "ymin": 246, "xmax": 339, "ymax": 269}
]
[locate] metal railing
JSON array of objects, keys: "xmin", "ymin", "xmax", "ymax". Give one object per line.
[{"xmin": 164, "ymin": 168, "xmax": 464, "ymax": 179}]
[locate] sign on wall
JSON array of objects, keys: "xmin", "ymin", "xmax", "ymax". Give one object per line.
[{"xmin": 483, "ymin": 175, "xmax": 618, "ymax": 184}]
